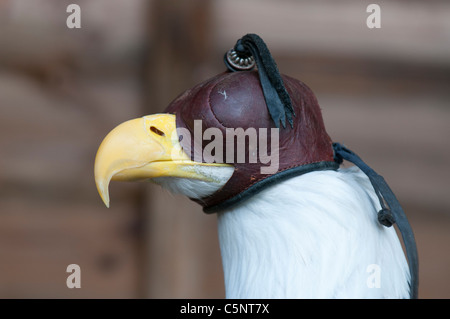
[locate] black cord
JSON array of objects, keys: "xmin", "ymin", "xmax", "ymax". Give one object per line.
[
  {"xmin": 224, "ymin": 34, "xmax": 295, "ymax": 129},
  {"xmin": 333, "ymin": 142, "xmax": 419, "ymax": 299}
]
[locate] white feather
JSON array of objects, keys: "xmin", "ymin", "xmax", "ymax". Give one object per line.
[
  {"xmin": 217, "ymin": 166, "xmax": 410, "ymax": 298},
  {"xmin": 155, "ymin": 165, "xmax": 410, "ymax": 298},
  {"xmin": 152, "ymin": 165, "xmax": 234, "ymax": 199}
]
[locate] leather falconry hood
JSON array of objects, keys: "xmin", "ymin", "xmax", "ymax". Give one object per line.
[
  {"xmin": 164, "ymin": 34, "xmax": 418, "ymax": 298},
  {"xmin": 165, "ymin": 34, "xmax": 338, "ymax": 213},
  {"xmin": 165, "ymin": 68, "xmax": 338, "ymax": 213}
]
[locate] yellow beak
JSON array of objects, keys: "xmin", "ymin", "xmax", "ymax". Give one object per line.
[{"xmin": 94, "ymin": 114, "xmax": 229, "ymax": 207}]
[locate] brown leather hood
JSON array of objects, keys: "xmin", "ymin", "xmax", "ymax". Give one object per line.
[{"xmin": 165, "ymin": 70, "xmax": 337, "ymax": 212}]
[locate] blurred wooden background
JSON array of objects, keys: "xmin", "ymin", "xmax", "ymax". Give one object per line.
[{"xmin": 0, "ymin": 0, "xmax": 449, "ymax": 298}]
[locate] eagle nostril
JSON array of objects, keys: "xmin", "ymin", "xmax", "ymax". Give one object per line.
[{"xmin": 150, "ymin": 126, "xmax": 165, "ymax": 137}]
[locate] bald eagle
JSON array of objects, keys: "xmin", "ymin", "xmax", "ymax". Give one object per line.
[{"xmin": 94, "ymin": 34, "xmax": 417, "ymax": 299}]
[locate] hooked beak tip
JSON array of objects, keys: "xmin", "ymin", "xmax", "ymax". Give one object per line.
[
  {"xmin": 99, "ymin": 187, "xmax": 111, "ymax": 208},
  {"xmin": 95, "ymin": 173, "xmax": 111, "ymax": 208}
]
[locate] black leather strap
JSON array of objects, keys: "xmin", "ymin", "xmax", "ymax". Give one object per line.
[
  {"xmin": 224, "ymin": 34, "xmax": 295, "ymax": 129},
  {"xmin": 202, "ymin": 161, "xmax": 339, "ymax": 214},
  {"xmin": 333, "ymin": 142, "xmax": 419, "ymax": 299}
]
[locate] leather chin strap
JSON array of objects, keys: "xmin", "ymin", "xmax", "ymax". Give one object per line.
[{"xmin": 200, "ymin": 160, "xmax": 339, "ymax": 214}]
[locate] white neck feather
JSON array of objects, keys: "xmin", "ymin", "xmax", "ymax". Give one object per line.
[
  {"xmin": 152, "ymin": 165, "xmax": 234, "ymax": 199},
  {"xmin": 217, "ymin": 167, "xmax": 410, "ymax": 298}
]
